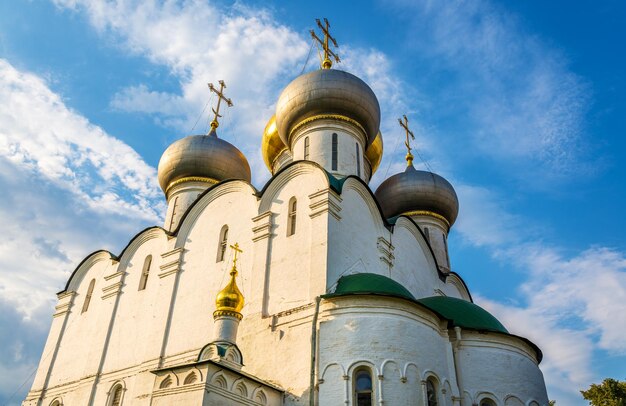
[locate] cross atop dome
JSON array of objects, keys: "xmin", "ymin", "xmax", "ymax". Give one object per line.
[
  {"xmin": 207, "ymin": 80, "xmax": 233, "ymax": 133},
  {"xmin": 398, "ymin": 114, "xmax": 415, "ymax": 166},
  {"xmin": 310, "ymin": 18, "xmax": 340, "ymax": 69}
]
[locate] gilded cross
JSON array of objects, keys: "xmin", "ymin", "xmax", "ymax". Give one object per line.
[
  {"xmin": 207, "ymin": 80, "xmax": 233, "ymax": 131},
  {"xmin": 310, "ymin": 18, "xmax": 340, "ymax": 69},
  {"xmin": 398, "ymin": 115, "xmax": 415, "ymax": 165},
  {"xmin": 229, "ymin": 242, "xmax": 243, "ymax": 273}
]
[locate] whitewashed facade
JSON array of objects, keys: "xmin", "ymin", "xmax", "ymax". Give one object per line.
[{"xmin": 24, "ymin": 60, "xmax": 549, "ymax": 406}]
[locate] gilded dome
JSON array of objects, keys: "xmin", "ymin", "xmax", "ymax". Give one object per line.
[
  {"xmin": 215, "ymin": 271, "xmax": 245, "ymax": 315},
  {"xmin": 365, "ymin": 132, "xmax": 383, "ymax": 175},
  {"xmin": 261, "ymin": 115, "xmax": 287, "ymax": 172},
  {"xmin": 157, "ymin": 131, "xmax": 251, "ymax": 195},
  {"xmin": 374, "ymin": 164, "xmax": 459, "ymax": 226},
  {"xmin": 275, "ymin": 69, "xmax": 380, "ymax": 147}
]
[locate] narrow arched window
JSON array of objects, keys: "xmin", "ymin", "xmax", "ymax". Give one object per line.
[
  {"xmin": 424, "ymin": 227, "xmax": 430, "ymax": 243},
  {"xmin": 50, "ymin": 400, "xmax": 61, "ymax": 406},
  {"xmin": 426, "ymin": 379, "xmax": 438, "ymax": 406},
  {"xmin": 110, "ymin": 384, "xmax": 123, "ymax": 406},
  {"xmin": 479, "ymin": 399, "xmax": 496, "ymax": 406},
  {"xmin": 287, "ymin": 197, "xmax": 297, "ymax": 236},
  {"xmin": 138, "ymin": 255, "xmax": 152, "ymax": 291},
  {"xmin": 356, "ymin": 143, "xmax": 361, "ymax": 177},
  {"xmin": 354, "ymin": 367, "xmax": 373, "ymax": 406},
  {"xmin": 217, "ymin": 225, "xmax": 229, "ymax": 262},
  {"xmin": 168, "ymin": 196, "xmax": 179, "ymax": 229},
  {"xmin": 81, "ymin": 279, "xmax": 95, "ymax": 314},
  {"xmin": 304, "ymin": 136, "xmax": 310, "ymax": 160},
  {"xmin": 331, "ymin": 133, "xmax": 338, "ymax": 171}
]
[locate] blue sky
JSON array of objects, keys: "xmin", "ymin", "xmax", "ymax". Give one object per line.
[{"xmin": 0, "ymin": 1, "xmax": 624, "ymax": 404}]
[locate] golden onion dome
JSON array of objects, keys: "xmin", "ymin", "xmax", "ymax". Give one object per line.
[
  {"xmin": 215, "ymin": 266, "xmax": 244, "ymax": 316},
  {"xmin": 261, "ymin": 115, "xmax": 287, "ymax": 172},
  {"xmin": 157, "ymin": 130, "xmax": 252, "ymax": 196},
  {"xmin": 275, "ymin": 69, "xmax": 381, "ymax": 148},
  {"xmin": 365, "ymin": 131, "xmax": 383, "ymax": 175},
  {"xmin": 374, "ymin": 164, "xmax": 459, "ymax": 227}
]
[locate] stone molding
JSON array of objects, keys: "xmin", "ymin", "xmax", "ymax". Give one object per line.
[
  {"xmin": 309, "ymin": 188, "xmax": 342, "ymax": 220},
  {"xmin": 159, "ymin": 247, "xmax": 184, "ymax": 279}
]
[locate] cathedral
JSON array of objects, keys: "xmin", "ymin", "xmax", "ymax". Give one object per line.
[{"xmin": 24, "ymin": 20, "xmax": 550, "ymax": 406}]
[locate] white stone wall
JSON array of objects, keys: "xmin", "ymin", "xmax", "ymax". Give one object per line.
[
  {"xmin": 24, "ymin": 162, "xmax": 547, "ymax": 406},
  {"xmin": 454, "ymin": 331, "xmax": 549, "ymax": 406}
]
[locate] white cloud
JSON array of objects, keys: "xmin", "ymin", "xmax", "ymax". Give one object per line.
[
  {"xmin": 0, "ymin": 58, "xmax": 167, "ymax": 306},
  {"xmin": 395, "ymin": 0, "xmax": 592, "ymax": 180}
]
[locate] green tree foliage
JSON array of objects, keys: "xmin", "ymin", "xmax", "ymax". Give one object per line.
[
  {"xmin": 549, "ymin": 401, "xmax": 556, "ymax": 406},
  {"xmin": 581, "ymin": 378, "xmax": 626, "ymax": 406}
]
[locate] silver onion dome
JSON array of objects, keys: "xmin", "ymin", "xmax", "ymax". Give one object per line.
[
  {"xmin": 157, "ymin": 131, "xmax": 251, "ymax": 194},
  {"xmin": 374, "ymin": 165, "xmax": 459, "ymax": 226},
  {"xmin": 275, "ymin": 69, "xmax": 381, "ymax": 147}
]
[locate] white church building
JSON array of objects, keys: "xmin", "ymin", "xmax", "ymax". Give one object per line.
[{"xmin": 23, "ymin": 22, "xmax": 550, "ymax": 406}]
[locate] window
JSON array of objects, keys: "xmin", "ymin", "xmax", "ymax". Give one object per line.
[
  {"xmin": 50, "ymin": 400, "xmax": 61, "ymax": 406},
  {"xmin": 479, "ymin": 399, "xmax": 496, "ymax": 406},
  {"xmin": 287, "ymin": 197, "xmax": 297, "ymax": 236},
  {"xmin": 353, "ymin": 367, "xmax": 373, "ymax": 406},
  {"xmin": 356, "ymin": 143, "xmax": 361, "ymax": 177},
  {"xmin": 217, "ymin": 225, "xmax": 229, "ymax": 262},
  {"xmin": 304, "ymin": 136, "xmax": 310, "ymax": 160},
  {"xmin": 331, "ymin": 133, "xmax": 338, "ymax": 171},
  {"xmin": 426, "ymin": 379, "xmax": 438, "ymax": 406},
  {"xmin": 81, "ymin": 279, "xmax": 95, "ymax": 314},
  {"xmin": 110, "ymin": 384, "xmax": 123, "ymax": 406},
  {"xmin": 424, "ymin": 227, "xmax": 430, "ymax": 243},
  {"xmin": 138, "ymin": 255, "xmax": 152, "ymax": 291},
  {"xmin": 168, "ymin": 196, "xmax": 179, "ymax": 229}
]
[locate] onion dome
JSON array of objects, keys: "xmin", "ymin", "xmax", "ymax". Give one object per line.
[
  {"xmin": 365, "ymin": 132, "xmax": 383, "ymax": 175},
  {"xmin": 374, "ymin": 163, "xmax": 459, "ymax": 227},
  {"xmin": 261, "ymin": 115, "xmax": 287, "ymax": 171},
  {"xmin": 275, "ymin": 69, "xmax": 381, "ymax": 148},
  {"xmin": 157, "ymin": 129, "xmax": 251, "ymax": 196},
  {"xmin": 214, "ymin": 264, "xmax": 244, "ymax": 319}
]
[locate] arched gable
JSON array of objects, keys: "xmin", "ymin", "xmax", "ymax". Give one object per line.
[
  {"xmin": 65, "ymin": 250, "xmax": 116, "ymax": 292},
  {"xmin": 175, "ymin": 180, "xmax": 257, "ymax": 249},
  {"xmin": 258, "ymin": 161, "xmax": 331, "ymax": 214},
  {"xmin": 340, "ymin": 177, "xmax": 388, "ymax": 236}
]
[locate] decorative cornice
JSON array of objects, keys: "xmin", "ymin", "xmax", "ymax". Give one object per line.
[
  {"xmin": 213, "ymin": 310, "xmax": 243, "ymax": 320},
  {"xmin": 53, "ymin": 291, "xmax": 76, "ymax": 317},
  {"xmin": 165, "ymin": 176, "xmax": 218, "ymax": 196},
  {"xmin": 101, "ymin": 281, "xmax": 123, "ymax": 300},
  {"xmin": 252, "ymin": 211, "xmax": 274, "ymax": 242},
  {"xmin": 377, "ymin": 236, "xmax": 395, "ymax": 267},
  {"xmin": 159, "ymin": 247, "xmax": 184, "ymax": 279},
  {"xmin": 403, "ymin": 210, "xmax": 450, "ymax": 229},
  {"xmin": 309, "ymin": 188, "xmax": 342, "ymax": 220},
  {"xmin": 289, "ymin": 114, "xmax": 367, "ymax": 141}
]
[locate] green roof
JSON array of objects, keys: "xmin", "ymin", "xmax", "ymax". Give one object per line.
[
  {"xmin": 323, "ymin": 273, "xmax": 416, "ymax": 301},
  {"xmin": 417, "ymin": 296, "xmax": 508, "ymax": 334}
]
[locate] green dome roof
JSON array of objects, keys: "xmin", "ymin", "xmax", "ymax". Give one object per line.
[
  {"xmin": 323, "ymin": 273, "xmax": 416, "ymax": 301},
  {"xmin": 417, "ymin": 296, "xmax": 508, "ymax": 334}
]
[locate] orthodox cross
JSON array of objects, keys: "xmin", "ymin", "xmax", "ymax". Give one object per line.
[
  {"xmin": 207, "ymin": 80, "xmax": 233, "ymax": 132},
  {"xmin": 398, "ymin": 115, "xmax": 415, "ymax": 165},
  {"xmin": 310, "ymin": 18, "xmax": 340, "ymax": 69},
  {"xmin": 229, "ymin": 242, "xmax": 243, "ymax": 275}
]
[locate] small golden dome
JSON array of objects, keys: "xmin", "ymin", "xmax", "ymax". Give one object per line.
[
  {"xmin": 261, "ymin": 115, "xmax": 287, "ymax": 173},
  {"xmin": 365, "ymin": 131, "xmax": 383, "ymax": 175},
  {"xmin": 215, "ymin": 267, "xmax": 244, "ymax": 315}
]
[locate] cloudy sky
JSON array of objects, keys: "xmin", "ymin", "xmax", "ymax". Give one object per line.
[{"xmin": 1, "ymin": 0, "xmax": 625, "ymax": 404}]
